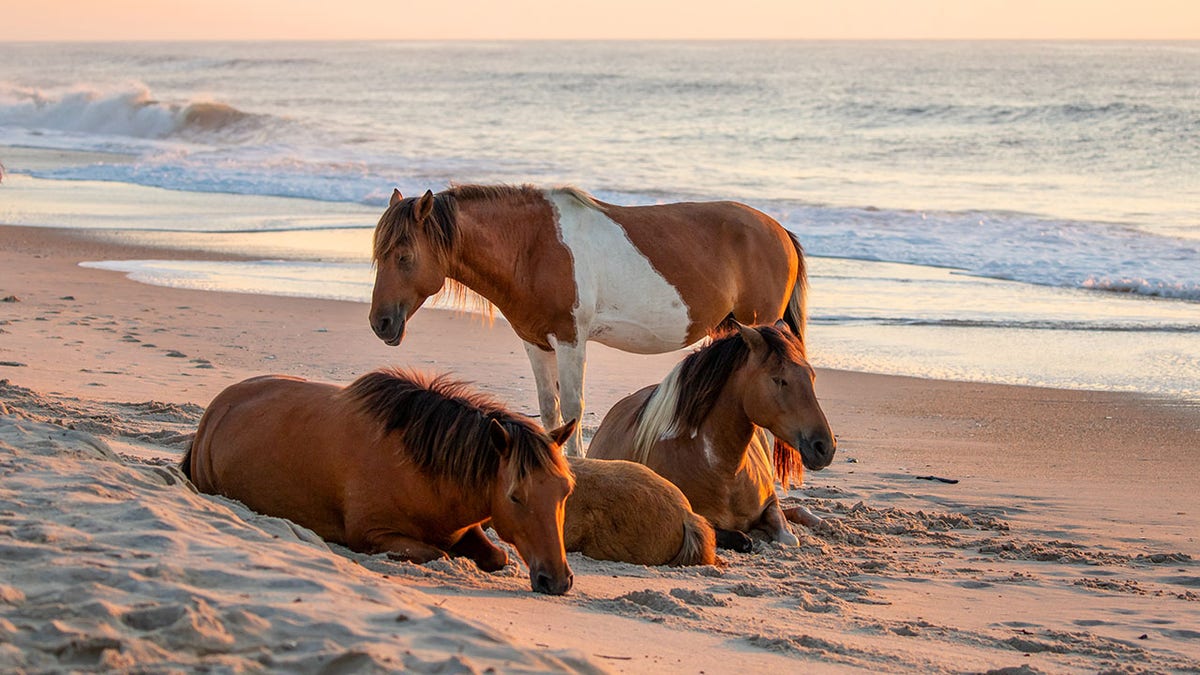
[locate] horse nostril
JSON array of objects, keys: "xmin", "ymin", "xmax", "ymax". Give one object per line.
[
  {"xmin": 374, "ymin": 315, "xmax": 392, "ymax": 335},
  {"xmin": 812, "ymin": 439, "xmax": 827, "ymax": 457},
  {"xmin": 533, "ymin": 571, "xmax": 553, "ymax": 594}
]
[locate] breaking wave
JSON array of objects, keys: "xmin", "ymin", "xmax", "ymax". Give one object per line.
[{"xmin": 0, "ymin": 82, "xmax": 271, "ymax": 142}]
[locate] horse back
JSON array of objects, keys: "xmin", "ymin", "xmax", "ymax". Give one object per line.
[
  {"xmin": 597, "ymin": 199, "xmax": 800, "ymax": 339},
  {"xmin": 565, "ymin": 458, "xmax": 714, "ymax": 566},
  {"xmin": 188, "ymin": 376, "xmax": 359, "ymax": 542}
]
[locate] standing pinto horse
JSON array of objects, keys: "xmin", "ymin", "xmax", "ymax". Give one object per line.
[{"xmin": 369, "ymin": 185, "xmax": 807, "ymax": 456}]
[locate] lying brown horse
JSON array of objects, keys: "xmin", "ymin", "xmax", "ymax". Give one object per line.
[
  {"xmin": 182, "ymin": 369, "xmax": 577, "ymax": 595},
  {"xmin": 564, "ymin": 458, "xmax": 716, "ymax": 567},
  {"xmin": 587, "ymin": 322, "xmax": 835, "ymax": 551},
  {"xmin": 368, "ymin": 185, "xmax": 808, "ymax": 456}
]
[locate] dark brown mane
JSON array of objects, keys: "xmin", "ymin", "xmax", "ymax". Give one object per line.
[
  {"xmin": 652, "ymin": 324, "xmax": 805, "ymax": 435},
  {"xmin": 343, "ymin": 368, "xmax": 569, "ymax": 489},
  {"xmin": 446, "ymin": 183, "xmax": 542, "ymax": 204},
  {"xmin": 372, "ymin": 184, "xmax": 548, "ymax": 264}
]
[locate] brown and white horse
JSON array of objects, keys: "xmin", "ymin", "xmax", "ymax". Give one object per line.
[
  {"xmin": 368, "ymin": 185, "xmax": 807, "ymax": 456},
  {"xmin": 183, "ymin": 369, "xmax": 577, "ymax": 595},
  {"xmin": 586, "ymin": 322, "xmax": 835, "ymax": 550}
]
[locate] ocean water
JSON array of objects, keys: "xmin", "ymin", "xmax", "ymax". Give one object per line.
[{"xmin": 1, "ymin": 41, "xmax": 1197, "ymax": 397}]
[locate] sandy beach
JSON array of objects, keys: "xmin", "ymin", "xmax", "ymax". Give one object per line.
[{"xmin": 2, "ymin": 224, "xmax": 1199, "ymax": 673}]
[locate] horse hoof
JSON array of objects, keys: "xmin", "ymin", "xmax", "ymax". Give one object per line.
[
  {"xmin": 778, "ymin": 530, "xmax": 800, "ymax": 547},
  {"xmin": 716, "ymin": 529, "xmax": 753, "ymax": 553}
]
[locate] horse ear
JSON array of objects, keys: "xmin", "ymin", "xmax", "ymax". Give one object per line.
[
  {"xmin": 548, "ymin": 419, "xmax": 578, "ymax": 448},
  {"xmin": 774, "ymin": 318, "xmax": 790, "ymax": 334},
  {"xmin": 389, "ymin": 188, "xmax": 403, "ymax": 206},
  {"xmin": 738, "ymin": 323, "xmax": 767, "ymax": 355},
  {"xmin": 488, "ymin": 418, "xmax": 512, "ymax": 458},
  {"xmin": 414, "ymin": 189, "xmax": 435, "ymax": 222}
]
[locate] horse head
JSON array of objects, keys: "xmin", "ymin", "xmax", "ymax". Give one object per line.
[
  {"xmin": 486, "ymin": 418, "xmax": 577, "ymax": 595},
  {"xmin": 370, "ymin": 189, "xmax": 451, "ymax": 345},
  {"xmin": 737, "ymin": 321, "xmax": 836, "ymax": 471}
]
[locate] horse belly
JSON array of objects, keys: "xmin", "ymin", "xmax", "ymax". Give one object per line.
[{"xmin": 548, "ymin": 192, "xmax": 691, "ymax": 352}]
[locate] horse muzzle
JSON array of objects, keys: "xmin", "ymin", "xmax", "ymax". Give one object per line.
[
  {"xmin": 530, "ymin": 566, "xmax": 573, "ymax": 596},
  {"xmin": 370, "ymin": 307, "xmax": 407, "ymax": 346},
  {"xmin": 796, "ymin": 434, "xmax": 836, "ymax": 471}
]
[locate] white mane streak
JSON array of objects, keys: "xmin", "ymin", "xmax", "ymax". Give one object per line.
[{"xmin": 631, "ymin": 360, "xmax": 686, "ymax": 464}]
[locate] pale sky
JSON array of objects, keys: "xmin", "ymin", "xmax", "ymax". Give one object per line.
[{"xmin": 2, "ymin": 0, "xmax": 1197, "ymax": 41}]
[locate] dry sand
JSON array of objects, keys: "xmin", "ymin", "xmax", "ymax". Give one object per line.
[{"xmin": 2, "ymin": 225, "xmax": 1199, "ymax": 673}]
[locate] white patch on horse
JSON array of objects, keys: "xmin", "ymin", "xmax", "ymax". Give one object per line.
[
  {"xmin": 546, "ymin": 190, "xmax": 691, "ymax": 353},
  {"xmin": 701, "ymin": 433, "xmax": 719, "ymax": 467}
]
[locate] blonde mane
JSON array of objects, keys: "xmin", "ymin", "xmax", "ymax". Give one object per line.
[{"xmin": 630, "ymin": 360, "xmax": 687, "ymax": 464}]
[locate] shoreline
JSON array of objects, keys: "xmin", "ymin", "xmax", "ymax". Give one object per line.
[{"xmin": 4, "ymin": 223, "xmax": 1200, "ymax": 671}]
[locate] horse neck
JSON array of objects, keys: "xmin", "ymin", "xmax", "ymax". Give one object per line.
[
  {"xmin": 694, "ymin": 371, "xmax": 759, "ymax": 469},
  {"xmin": 444, "ymin": 197, "xmax": 544, "ymax": 311},
  {"xmin": 431, "ymin": 472, "xmax": 494, "ymax": 520}
]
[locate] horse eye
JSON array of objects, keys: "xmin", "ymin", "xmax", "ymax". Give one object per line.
[
  {"xmin": 508, "ymin": 493, "xmax": 521, "ymax": 505},
  {"xmin": 772, "ymin": 377, "xmax": 788, "ymax": 387},
  {"xmin": 395, "ymin": 252, "xmax": 413, "ymax": 267}
]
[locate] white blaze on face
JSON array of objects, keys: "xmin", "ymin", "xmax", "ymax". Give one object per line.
[{"xmin": 546, "ymin": 191, "xmax": 691, "ymax": 353}]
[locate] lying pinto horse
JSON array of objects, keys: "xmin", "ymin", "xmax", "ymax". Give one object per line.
[{"xmin": 182, "ymin": 369, "xmax": 577, "ymax": 595}]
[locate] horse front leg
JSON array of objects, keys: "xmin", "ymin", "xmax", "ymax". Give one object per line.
[
  {"xmin": 759, "ymin": 497, "xmax": 800, "ymax": 546},
  {"xmin": 449, "ymin": 524, "xmax": 508, "ymax": 572},
  {"xmin": 370, "ymin": 534, "xmax": 451, "ymax": 564},
  {"xmin": 554, "ymin": 340, "xmax": 587, "ymax": 457},
  {"xmin": 523, "ymin": 341, "xmax": 562, "ymax": 433}
]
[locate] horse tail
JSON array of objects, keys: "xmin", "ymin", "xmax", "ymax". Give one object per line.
[
  {"xmin": 782, "ymin": 230, "xmax": 808, "ymax": 341},
  {"xmin": 669, "ymin": 511, "xmax": 718, "ymax": 567}
]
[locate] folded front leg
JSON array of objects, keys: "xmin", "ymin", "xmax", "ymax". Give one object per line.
[
  {"xmin": 449, "ymin": 524, "xmax": 509, "ymax": 572},
  {"xmin": 370, "ymin": 534, "xmax": 450, "ymax": 565}
]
